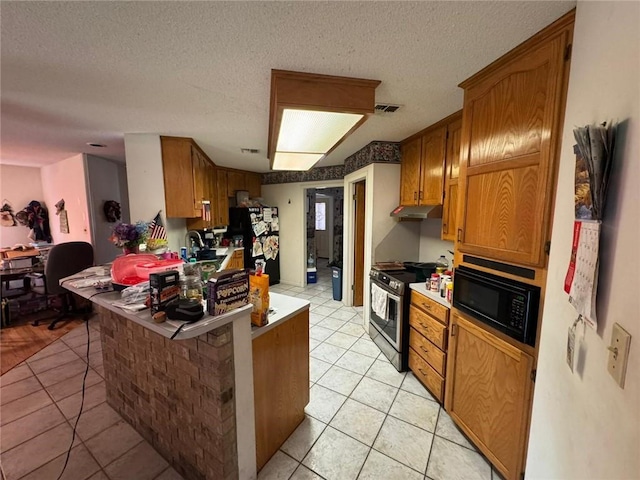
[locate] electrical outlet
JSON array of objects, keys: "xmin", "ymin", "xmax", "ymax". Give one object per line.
[{"xmin": 607, "ymin": 323, "xmax": 631, "ymax": 388}]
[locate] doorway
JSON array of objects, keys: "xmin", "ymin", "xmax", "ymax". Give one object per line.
[
  {"xmin": 305, "ymin": 187, "xmax": 344, "ymax": 285},
  {"xmin": 353, "ymin": 181, "xmax": 366, "ymax": 307}
]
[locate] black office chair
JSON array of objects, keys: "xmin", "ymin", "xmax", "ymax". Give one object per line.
[{"xmin": 32, "ymin": 241, "xmax": 94, "ymax": 330}]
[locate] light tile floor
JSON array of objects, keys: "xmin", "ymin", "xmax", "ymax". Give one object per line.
[{"xmin": 0, "ymin": 261, "xmax": 497, "ymax": 480}]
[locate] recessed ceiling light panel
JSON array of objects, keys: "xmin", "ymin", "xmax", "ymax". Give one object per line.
[{"xmin": 272, "ymin": 152, "xmax": 324, "ymax": 171}]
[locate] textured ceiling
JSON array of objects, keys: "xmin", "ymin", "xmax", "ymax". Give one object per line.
[{"xmin": 1, "ymin": 1, "xmax": 575, "ymax": 171}]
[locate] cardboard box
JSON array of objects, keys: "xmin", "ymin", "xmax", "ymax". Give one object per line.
[
  {"xmin": 149, "ymin": 270, "xmax": 180, "ymax": 314},
  {"xmin": 1, "ymin": 248, "xmax": 39, "ymax": 259},
  {"xmin": 207, "ymin": 269, "xmax": 249, "ymax": 316}
]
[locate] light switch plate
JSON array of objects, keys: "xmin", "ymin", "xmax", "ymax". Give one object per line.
[{"xmin": 607, "ymin": 323, "xmax": 631, "ymax": 388}]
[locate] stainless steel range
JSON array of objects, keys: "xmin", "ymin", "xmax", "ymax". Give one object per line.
[{"xmin": 368, "ymin": 266, "xmax": 418, "ymax": 372}]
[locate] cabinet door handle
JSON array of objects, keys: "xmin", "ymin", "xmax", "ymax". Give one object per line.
[
  {"xmin": 457, "ymin": 229, "xmax": 463, "ymax": 242},
  {"xmin": 451, "ymin": 324, "xmax": 458, "ymax": 336},
  {"xmin": 422, "ymin": 303, "xmax": 431, "ymax": 310},
  {"xmin": 420, "ymin": 346, "xmax": 429, "ymax": 355},
  {"xmin": 419, "ymin": 368, "xmax": 428, "ymax": 377},
  {"xmin": 414, "ymin": 192, "xmax": 417, "ymax": 201},
  {"xmin": 419, "ymin": 191, "xmax": 423, "ymax": 200}
]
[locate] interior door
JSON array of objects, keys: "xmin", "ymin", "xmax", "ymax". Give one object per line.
[
  {"xmin": 315, "ymin": 197, "xmax": 330, "ymax": 259},
  {"xmin": 353, "ymin": 181, "xmax": 366, "ymax": 307}
]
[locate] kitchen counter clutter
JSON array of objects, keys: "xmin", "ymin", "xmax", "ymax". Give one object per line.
[
  {"xmin": 409, "ymin": 282, "xmax": 451, "ymax": 308},
  {"xmin": 60, "ymin": 265, "xmax": 309, "ymax": 479}
]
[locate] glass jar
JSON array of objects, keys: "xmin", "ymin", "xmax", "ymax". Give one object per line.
[{"xmin": 180, "ymin": 274, "xmax": 203, "ymax": 302}]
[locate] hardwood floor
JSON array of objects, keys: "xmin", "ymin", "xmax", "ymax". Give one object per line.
[{"xmin": 0, "ymin": 310, "xmax": 85, "ymax": 375}]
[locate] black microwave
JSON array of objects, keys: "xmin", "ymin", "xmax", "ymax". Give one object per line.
[{"xmin": 453, "ymin": 266, "xmax": 540, "ymax": 347}]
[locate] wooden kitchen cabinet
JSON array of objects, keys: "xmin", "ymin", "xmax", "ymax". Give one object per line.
[
  {"xmin": 246, "ymin": 172, "xmax": 262, "ymax": 198},
  {"xmin": 441, "ymin": 114, "xmax": 462, "ymax": 241},
  {"xmin": 226, "ymin": 170, "xmax": 246, "ymax": 197},
  {"xmin": 400, "ymin": 127, "xmax": 446, "ymax": 207},
  {"xmin": 455, "ymin": 14, "xmax": 574, "ymax": 266},
  {"xmin": 408, "ymin": 290, "xmax": 449, "ymax": 403},
  {"xmin": 186, "ymin": 162, "xmax": 217, "ymax": 230},
  {"xmin": 445, "ymin": 312, "xmax": 534, "ymax": 480},
  {"xmin": 161, "ymin": 136, "xmax": 204, "ymax": 218},
  {"xmin": 253, "ymin": 308, "xmax": 309, "ymax": 471},
  {"xmin": 215, "ymin": 168, "xmax": 229, "ymax": 227}
]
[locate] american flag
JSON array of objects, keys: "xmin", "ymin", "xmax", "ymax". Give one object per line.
[{"xmin": 148, "ymin": 211, "xmax": 167, "ymax": 240}]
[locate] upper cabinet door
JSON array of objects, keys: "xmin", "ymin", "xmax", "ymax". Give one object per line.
[
  {"xmin": 161, "ymin": 137, "xmax": 197, "ymax": 218},
  {"xmin": 442, "ymin": 115, "xmax": 462, "ymax": 241},
  {"xmin": 457, "ymin": 30, "xmax": 571, "ymax": 266},
  {"xmin": 419, "ymin": 126, "xmax": 446, "ymax": 206},
  {"xmin": 400, "ymin": 137, "xmax": 421, "ymax": 206}
]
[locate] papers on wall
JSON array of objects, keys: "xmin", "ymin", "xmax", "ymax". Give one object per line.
[{"xmin": 564, "ymin": 220, "xmax": 600, "ymax": 328}]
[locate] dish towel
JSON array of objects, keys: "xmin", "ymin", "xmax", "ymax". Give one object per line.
[{"xmin": 371, "ymin": 283, "xmax": 388, "ymax": 319}]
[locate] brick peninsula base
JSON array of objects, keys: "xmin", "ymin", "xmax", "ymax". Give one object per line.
[{"xmin": 97, "ymin": 305, "xmax": 238, "ymax": 480}]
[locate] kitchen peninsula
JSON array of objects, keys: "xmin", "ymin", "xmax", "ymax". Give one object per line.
[{"xmin": 63, "ymin": 274, "xmax": 309, "ymax": 480}]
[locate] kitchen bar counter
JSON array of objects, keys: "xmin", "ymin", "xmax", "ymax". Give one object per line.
[{"xmin": 61, "ymin": 272, "xmax": 309, "ymax": 480}]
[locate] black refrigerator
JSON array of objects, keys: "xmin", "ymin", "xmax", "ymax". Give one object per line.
[{"xmin": 227, "ymin": 206, "xmax": 280, "ymax": 285}]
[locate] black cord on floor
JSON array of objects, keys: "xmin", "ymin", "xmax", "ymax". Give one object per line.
[{"xmin": 55, "ymin": 318, "xmax": 91, "ymax": 480}]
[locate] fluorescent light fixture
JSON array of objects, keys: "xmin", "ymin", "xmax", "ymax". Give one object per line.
[
  {"xmin": 272, "ymin": 109, "xmax": 364, "ymax": 171},
  {"xmin": 268, "ymin": 70, "xmax": 381, "ymax": 171},
  {"xmin": 272, "ymin": 152, "xmax": 325, "ymax": 171}
]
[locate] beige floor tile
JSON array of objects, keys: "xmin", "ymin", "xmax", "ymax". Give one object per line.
[
  {"xmin": 359, "ymin": 449, "xmax": 423, "ymax": 480},
  {"xmin": 258, "ymin": 450, "xmax": 299, "ymax": 480},
  {"xmin": 389, "ymin": 389, "xmax": 440, "ymax": 432},
  {"xmin": 0, "ymin": 376, "xmax": 43, "ymax": 405},
  {"xmin": 84, "ymin": 420, "xmax": 144, "ymax": 467},
  {"xmin": 426, "ymin": 436, "xmax": 491, "ymax": 480},
  {"xmin": 324, "ymin": 331, "xmax": 358, "ymax": 350},
  {"xmin": 316, "ymin": 317, "xmax": 346, "ymax": 331},
  {"xmin": 87, "ymin": 472, "xmax": 109, "ymax": 480},
  {"xmin": 45, "ymin": 368, "xmax": 103, "ymax": 402},
  {"xmin": 308, "ymin": 325, "xmax": 334, "ymax": 342},
  {"xmin": 349, "ymin": 337, "xmax": 382, "ymax": 358},
  {"xmin": 365, "ymin": 359, "xmax": 406, "ymax": 388},
  {"xmin": 337, "ymin": 322, "xmax": 365, "ymax": 338},
  {"xmin": 62, "ymin": 328, "xmax": 101, "ymax": 349},
  {"xmin": 0, "ymin": 422, "xmax": 75, "ymax": 479},
  {"xmin": 0, "ymin": 389, "xmax": 53, "ymax": 426},
  {"xmin": 26, "ymin": 340, "xmax": 71, "ymax": 363},
  {"xmin": 73, "ymin": 402, "xmax": 123, "ymax": 441},
  {"xmin": 0, "ymin": 403, "xmax": 66, "ymax": 452},
  {"xmin": 56, "ymin": 381, "xmax": 106, "ymax": 419},
  {"xmin": 304, "ymin": 384, "xmax": 347, "ymax": 423},
  {"xmin": 104, "ymin": 441, "xmax": 168, "ymax": 480},
  {"xmin": 350, "ymin": 377, "xmax": 398, "ymax": 413},
  {"xmin": 373, "ymin": 416, "xmax": 433, "ymax": 473},
  {"xmin": 27, "ymin": 349, "xmax": 81, "ymax": 374},
  {"xmin": 329, "ymin": 399, "xmax": 386, "ymax": 446},
  {"xmin": 281, "ymin": 415, "xmax": 327, "ymax": 461},
  {"xmin": 20, "ymin": 444, "xmax": 101, "ymax": 480},
  {"xmin": 435, "ymin": 410, "xmax": 475, "ymax": 450},
  {"xmin": 309, "ymin": 357, "xmax": 332, "ymax": 383},
  {"xmin": 335, "ymin": 350, "xmax": 376, "ymax": 375},
  {"xmin": 309, "ymin": 343, "xmax": 346, "ymax": 364},
  {"xmin": 0, "ymin": 363, "xmax": 33, "ymax": 386},
  {"xmin": 328, "ymin": 309, "xmax": 357, "ymax": 322},
  {"xmin": 302, "ymin": 426, "xmax": 369, "ymax": 480},
  {"xmin": 35, "ymin": 358, "xmax": 88, "ymax": 387},
  {"xmin": 155, "ymin": 466, "xmax": 186, "ymax": 480},
  {"xmin": 315, "ymin": 365, "xmax": 362, "ymax": 396},
  {"xmin": 289, "ymin": 464, "xmax": 323, "ymax": 479},
  {"xmin": 400, "ymin": 371, "xmax": 438, "ymax": 401}
]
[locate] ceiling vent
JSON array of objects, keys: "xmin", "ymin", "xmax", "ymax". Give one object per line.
[
  {"xmin": 374, "ymin": 103, "xmax": 402, "ymax": 114},
  {"xmin": 240, "ymin": 148, "xmax": 260, "ymax": 154}
]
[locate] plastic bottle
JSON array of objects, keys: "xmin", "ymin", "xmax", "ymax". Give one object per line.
[
  {"xmin": 436, "ymin": 255, "xmax": 449, "ymax": 268},
  {"xmin": 307, "ymin": 253, "xmax": 315, "ymax": 269}
]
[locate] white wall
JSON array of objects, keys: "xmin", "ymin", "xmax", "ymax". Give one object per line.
[
  {"xmin": 261, "ymin": 179, "xmax": 343, "ymax": 286},
  {"xmin": 418, "ymin": 219, "xmax": 454, "ymax": 265},
  {"xmin": 0, "ymin": 165, "xmax": 44, "ymax": 247},
  {"xmin": 124, "ymin": 133, "xmax": 186, "ymax": 252},
  {"xmin": 527, "ymin": 3, "xmax": 639, "ymax": 479},
  {"xmin": 41, "ymin": 154, "xmax": 92, "ymax": 245},
  {"xmin": 85, "ymin": 155, "xmax": 130, "ymax": 265},
  {"xmin": 343, "ymin": 163, "xmax": 421, "ymax": 324}
]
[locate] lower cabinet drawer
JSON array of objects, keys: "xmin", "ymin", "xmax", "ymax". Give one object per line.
[
  {"xmin": 409, "ymin": 347, "xmax": 444, "ymax": 403},
  {"xmin": 409, "ymin": 327, "xmax": 446, "ymax": 376},
  {"xmin": 409, "ymin": 307, "xmax": 447, "ymax": 350}
]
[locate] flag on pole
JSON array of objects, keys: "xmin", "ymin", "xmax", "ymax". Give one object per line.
[{"xmin": 148, "ymin": 211, "xmax": 167, "ymax": 240}]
